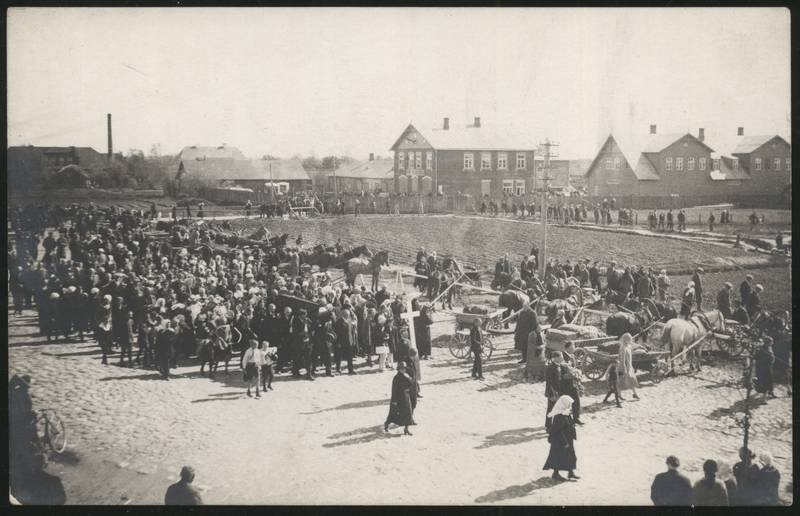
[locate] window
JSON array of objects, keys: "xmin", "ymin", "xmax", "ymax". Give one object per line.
[
  {"xmin": 463, "ymin": 153, "xmax": 474, "ymax": 170},
  {"xmin": 754, "ymin": 158, "xmax": 762, "ymax": 171},
  {"xmin": 502, "ymin": 179, "xmax": 514, "ymax": 194},
  {"xmin": 786, "ymin": 157, "xmax": 791, "ymax": 171},
  {"xmin": 398, "ymin": 152, "xmax": 405, "ymax": 170},
  {"xmin": 426, "ymin": 151, "xmax": 433, "ymax": 170},
  {"xmin": 699, "ymin": 157, "xmax": 706, "ymax": 170},
  {"xmin": 712, "ymin": 159, "xmax": 720, "ymax": 171},
  {"xmin": 481, "ymin": 152, "xmax": 492, "ymax": 170},
  {"xmin": 732, "ymin": 159, "xmax": 739, "ymax": 170},
  {"xmin": 516, "ymin": 153, "xmax": 526, "ymax": 170},
  {"xmin": 605, "ymin": 158, "xmax": 614, "ymax": 169},
  {"xmin": 414, "ymin": 151, "xmax": 421, "ymax": 170},
  {"xmin": 613, "ymin": 157, "xmax": 620, "ymax": 169},
  {"xmin": 675, "ymin": 157, "xmax": 684, "ymax": 171},
  {"xmin": 688, "ymin": 157, "xmax": 695, "ymax": 171},
  {"xmin": 665, "ymin": 157, "xmax": 673, "ymax": 171},
  {"xmin": 514, "ymin": 180, "xmax": 525, "ymax": 195},
  {"xmin": 773, "ymin": 158, "xmax": 781, "ymax": 171},
  {"xmin": 497, "ymin": 153, "xmax": 508, "ymax": 170}
]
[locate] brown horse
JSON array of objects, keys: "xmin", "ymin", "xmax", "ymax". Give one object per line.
[
  {"xmin": 660, "ymin": 309, "xmax": 725, "ymax": 373},
  {"xmin": 344, "ymin": 250, "xmax": 389, "ymax": 291}
]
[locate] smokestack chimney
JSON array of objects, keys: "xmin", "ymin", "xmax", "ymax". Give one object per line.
[
  {"xmin": 737, "ymin": 126, "xmax": 744, "ymax": 136},
  {"xmin": 369, "ymin": 153, "xmax": 374, "ymax": 161},
  {"xmin": 698, "ymin": 128, "xmax": 705, "ymax": 142},
  {"xmin": 443, "ymin": 117, "xmax": 449, "ymax": 130},
  {"xmin": 107, "ymin": 113, "xmax": 113, "ymax": 160},
  {"xmin": 474, "ymin": 117, "xmax": 481, "ymax": 128},
  {"xmin": 649, "ymin": 124, "xmax": 657, "ymax": 135}
]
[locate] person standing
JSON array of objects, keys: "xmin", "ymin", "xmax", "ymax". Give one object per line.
[
  {"xmin": 732, "ymin": 447, "xmax": 760, "ymax": 505},
  {"xmin": 740, "ymin": 274, "xmax": 753, "ymax": 308},
  {"xmin": 542, "ymin": 395, "xmax": 579, "ymax": 482},
  {"xmin": 708, "ymin": 213, "xmax": 716, "ymax": 232},
  {"xmin": 717, "ymin": 282, "xmax": 733, "ymax": 319},
  {"xmin": 746, "ymin": 284, "xmax": 763, "ymax": 318},
  {"xmin": 469, "ymin": 319, "xmax": 484, "ymax": 380},
  {"xmin": 692, "ymin": 459, "xmax": 729, "ymax": 506},
  {"xmin": 335, "ymin": 307, "xmax": 357, "ymax": 376},
  {"xmin": 561, "ymin": 343, "xmax": 583, "ymax": 425},
  {"xmin": 164, "ymin": 466, "xmax": 203, "ymax": 505},
  {"xmin": 617, "ymin": 333, "xmax": 640, "ymax": 400},
  {"xmin": 681, "ymin": 281, "xmax": 696, "ymax": 319},
  {"xmin": 656, "ymin": 269, "xmax": 670, "ymax": 303},
  {"xmin": 650, "ymin": 455, "xmax": 693, "ymax": 506},
  {"xmin": 119, "ymin": 310, "xmax": 135, "ymax": 367},
  {"xmin": 754, "ymin": 337, "xmax": 776, "ymax": 400},
  {"xmin": 241, "ymin": 339, "xmax": 262, "ymax": 398},
  {"xmin": 692, "ymin": 268, "xmax": 704, "ymax": 310},
  {"xmin": 291, "ymin": 308, "xmax": 315, "ymax": 380},
  {"xmin": 515, "ymin": 302, "xmax": 537, "ymax": 364},
  {"xmin": 601, "ymin": 363, "xmax": 622, "ymax": 407},
  {"xmin": 384, "ymin": 360, "xmax": 416, "ymax": 436},
  {"xmin": 755, "ymin": 453, "xmax": 781, "ymax": 505},
  {"xmin": 156, "ymin": 319, "xmax": 177, "ymax": 380},
  {"xmin": 95, "ymin": 294, "xmax": 113, "ymax": 365},
  {"xmin": 544, "ymin": 352, "xmax": 564, "ymax": 430},
  {"xmin": 414, "ymin": 304, "xmax": 433, "ymax": 360}
]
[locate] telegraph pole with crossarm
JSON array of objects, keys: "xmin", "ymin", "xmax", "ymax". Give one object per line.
[{"xmin": 537, "ymin": 139, "xmax": 559, "ymax": 277}]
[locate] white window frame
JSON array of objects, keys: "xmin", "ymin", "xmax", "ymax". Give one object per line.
[
  {"xmin": 415, "ymin": 151, "xmax": 422, "ymax": 170},
  {"xmin": 516, "ymin": 153, "xmax": 526, "ymax": 170},
  {"xmin": 675, "ymin": 157, "xmax": 684, "ymax": 171},
  {"xmin": 463, "ymin": 153, "xmax": 474, "ymax": 170},
  {"xmin": 497, "ymin": 153, "xmax": 508, "ymax": 170},
  {"xmin": 773, "ymin": 158, "xmax": 781, "ymax": 171},
  {"xmin": 605, "ymin": 157, "xmax": 614, "ymax": 170},
  {"xmin": 665, "ymin": 157, "xmax": 673, "ymax": 171},
  {"xmin": 398, "ymin": 152, "xmax": 405, "ymax": 170},
  {"xmin": 687, "ymin": 157, "xmax": 695, "ymax": 171},
  {"xmin": 614, "ymin": 157, "xmax": 621, "ymax": 169},
  {"xmin": 732, "ymin": 158, "xmax": 739, "ymax": 170},
  {"xmin": 481, "ymin": 152, "xmax": 492, "ymax": 170},
  {"xmin": 426, "ymin": 151, "xmax": 433, "ymax": 170},
  {"xmin": 786, "ymin": 157, "xmax": 791, "ymax": 171},
  {"xmin": 699, "ymin": 157, "xmax": 706, "ymax": 171},
  {"xmin": 502, "ymin": 179, "xmax": 514, "ymax": 194},
  {"xmin": 712, "ymin": 159, "xmax": 720, "ymax": 171},
  {"xmin": 754, "ymin": 157, "xmax": 762, "ymax": 171},
  {"xmin": 514, "ymin": 179, "xmax": 525, "ymax": 195}
]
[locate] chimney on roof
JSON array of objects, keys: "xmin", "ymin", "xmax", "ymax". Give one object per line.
[
  {"xmin": 107, "ymin": 113, "xmax": 113, "ymax": 161},
  {"xmin": 698, "ymin": 128, "xmax": 705, "ymax": 142},
  {"xmin": 474, "ymin": 117, "xmax": 481, "ymax": 128},
  {"xmin": 737, "ymin": 127, "xmax": 744, "ymax": 136},
  {"xmin": 443, "ymin": 117, "xmax": 449, "ymax": 130},
  {"xmin": 649, "ymin": 124, "xmax": 657, "ymax": 135}
]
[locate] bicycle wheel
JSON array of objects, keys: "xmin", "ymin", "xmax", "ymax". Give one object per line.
[
  {"xmin": 449, "ymin": 333, "xmax": 468, "ymax": 359},
  {"xmin": 481, "ymin": 337, "xmax": 494, "ymax": 361},
  {"xmin": 37, "ymin": 410, "xmax": 67, "ymax": 454}
]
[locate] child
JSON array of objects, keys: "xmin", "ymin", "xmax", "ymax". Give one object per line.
[
  {"xmin": 259, "ymin": 341, "xmax": 276, "ymax": 391},
  {"xmin": 601, "ymin": 362, "xmax": 622, "ymax": 407}
]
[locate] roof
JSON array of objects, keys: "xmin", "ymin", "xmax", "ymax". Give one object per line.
[
  {"xmin": 178, "ymin": 145, "xmax": 247, "ymax": 161},
  {"xmin": 568, "ymin": 159, "xmax": 592, "ymax": 177},
  {"xmin": 709, "ymin": 156, "xmax": 751, "ymax": 181},
  {"xmin": 54, "ymin": 164, "xmax": 90, "ymax": 179},
  {"xmin": 631, "ymin": 155, "xmax": 661, "ymax": 180},
  {"xmin": 331, "ymin": 157, "xmax": 394, "ymax": 180},
  {"xmin": 641, "ymin": 133, "xmax": 688, "ymax": 153},
  {"xmin": 390, "ymin": 122, "xmax": 535, "ymax": 151},
  {"xmin": 177, "ymin": 159, "xmax": 254, "ymax": 181},
  {"xmin": 247, "ymin": 159, "xmax": 310, "ymax": 182},
  {"xmin": 732, "ymin": 135, "xmax": 789, "ymax": 155}
]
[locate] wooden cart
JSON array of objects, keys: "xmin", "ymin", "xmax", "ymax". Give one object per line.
[{"xmin": 449, "ymin": 310, "xmax": 503, "ymax": 360}]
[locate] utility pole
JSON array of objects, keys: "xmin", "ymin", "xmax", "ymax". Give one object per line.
[
  {"xmin": 741, "ymin": 343, "xmax": 756, "ymax": 469},
  {"xmin": 537, "ymin": 138, "xmax": 559, "ymax": 277},
  {"xmin": 332, "ymin": 157, "xmax": 338, "ymax": 200}
]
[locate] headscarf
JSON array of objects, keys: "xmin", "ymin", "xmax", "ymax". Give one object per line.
[
  {"xmin": 547, "ymin": 394, "xmax": 575, "ymax": 418},
  {"xmin": 759, "ymin": 452, "xmax": 773, "ymax": 467}
]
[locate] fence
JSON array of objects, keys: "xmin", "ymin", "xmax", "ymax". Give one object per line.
[{"xmin": 581, "ymin": 193, "xmax": 791, "ymax": 210}]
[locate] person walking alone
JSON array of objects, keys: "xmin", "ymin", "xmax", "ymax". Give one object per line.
[
  {"xmin": 470, "ymin": 318, "xmax": 484, "ymax": 380},
  {"xmin": 542, "ymin": 395, "xmax": 579, "ymax": 482},
  {"xmin": 617, "ymin": 333, "xmax": 640, "ymax": 400},
  {"xmin": 241, "ymin": 339, "xmax": 263, "ymax": 398},
  {"xmin": 384, "ymin": 360, "xmax": 416, "ymax": 436}
]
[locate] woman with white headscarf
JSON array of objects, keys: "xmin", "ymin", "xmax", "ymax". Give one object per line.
[
  {"xmin": 755, "ymin": 452, "xmax": 781, "ymax": 505},
  {"xmin": 617, "ymin": 333, "xmax": 640, "ymax": 400},
  {"xmin": 543, "ymin": 394, "xmax": 579, "ymax": 481}
]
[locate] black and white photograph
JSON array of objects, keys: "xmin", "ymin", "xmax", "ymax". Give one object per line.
[{"xmin": 6, "ymin": 6, "xmax": 792, "ymax": 506}]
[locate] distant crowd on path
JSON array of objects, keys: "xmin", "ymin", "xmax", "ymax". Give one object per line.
[{"xmin": 650, "ymin": 448, "xmax": 784, "ymax": 506}]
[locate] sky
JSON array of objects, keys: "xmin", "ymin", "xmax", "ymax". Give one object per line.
[{"xmin": 7, "ymin": 7, "xmax": 791, "ymax": 160}]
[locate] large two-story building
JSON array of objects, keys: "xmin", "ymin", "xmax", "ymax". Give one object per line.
[{"xmin": 389, "ymin": 117, "xmax": 537, "ymax": 198}]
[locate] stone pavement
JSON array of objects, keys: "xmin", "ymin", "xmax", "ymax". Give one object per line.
[{"xmin": 9, "ymin": 307, "xmax": 792, "ymax": 505}]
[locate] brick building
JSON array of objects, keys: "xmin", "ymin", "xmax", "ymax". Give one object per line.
[
  {"xmin": 585, "ymin": 125, "xmax": 791, "ymax": 203},
  {"xmin": 7, "ymin": 145, "xmax": 107, "ymax": 190},
  {"xmin": 389, "ymin": 117, "xmax": 536, "ymax": 198}
]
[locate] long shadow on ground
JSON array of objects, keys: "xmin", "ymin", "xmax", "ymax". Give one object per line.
[
  {"xmin": 323, "ymin": 424, "xmax": 402, "ymax": 448},
  {"xmin": 475, "ymin": 426, "xmax": 548, "ymax": 449},
  {"xmin": 301, "ymin": 398, "xmax": 390, "ymax": 415},
  {"xmin": 474, "ymin": 476, "xmax": 563, "ymax": 503}
]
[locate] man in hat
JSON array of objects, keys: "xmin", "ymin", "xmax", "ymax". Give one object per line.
[
  {"xmin": 164, "ymin": 466, "xmax": 203, "ymax": 505},
  {"xmin": 156, "ymin": 318, "xmax": 177, "ymax": 380},
  {"xmin": 681, "ymin": 282, "xmax": 695, "ymax": 319},
  {"xmin": 740, "ymin": 274, "xmax": 753, "ymax": 309},
  {"xmin": 95, "ymin": 294, "xmax": 114, "ymax": 364},
  {"xmin": 650, "ymin": 455, "xmax": 692, "ymax": 506},
  {"xmin": 469, "ymin": 318, "xmax": 485, "ymax": 380},
  {"xmin": 692, "ymin": 267, "xmax": 704, "ymax": 310},
  {"xmin": 746, "ymin": 284, "xmax": 763, "ymax": 318},
  {"xmin": 716, "ymin": 282, "xmax": 733, "ymax": 319}
]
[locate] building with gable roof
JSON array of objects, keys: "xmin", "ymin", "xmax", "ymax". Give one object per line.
[
  {"xmin": 389, "ymin": 117, "xmax": 537, "ymax": 198},
  {"xmin": 328, "ymin": 153, "xmax": 394, "ymax": 194}
]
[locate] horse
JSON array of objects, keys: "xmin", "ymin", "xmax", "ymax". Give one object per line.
[
  {"xmin": 198, "ymin": 339, "xmax": 232, "ymax": 377},
  {"xmin": 344, "ymin": 250, "xmax": 389, "ymax": 291},
  {"xmin": 543, "ymin": 295, "xmax": 582, "ymax": 325},
  {"xmin": 498, "ymin": 289, "xmax": 532, "ymax": 327},
  {"xmin": 660, "ymin": 309, "xmax": 726, "ymax": 373},
  {"xmin": 430, "ymin": 268, "xmax": 459, "ymax": 310}
]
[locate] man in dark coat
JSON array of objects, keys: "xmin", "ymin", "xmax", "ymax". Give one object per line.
[
  {"xmin": 469, "ymin": 319, "xmax": 484, "ymax": 380},
  {"xmin": 335, "ymin": 307, "xmax": 357, "ymax": 375},
  {"xmin": 650, "ymin": 455, "xmax": 693, "ymax": 505},
  {"xmin": 164, "ymin": 466, "xmax": 203, "ymax": 505},
  {"xmin": 746, "ymin": 284, "xmax": 763, "ymax": 318},
  {"xmin": 754, "ymin": 338, "xmax": 776, "ymax": 399},
  {"xmin": 692, "ymin": 268, "xmax": 704, "ymax": 309},
  {"xmin": 717, "ymin": 283, "xmax": 733, "ymax": 319},
  {"xmin": 544, "ymin": 352, "xmax": 564, "ymax": 430},
  {"xmin": 413, "ymin": 302, "xmax": 434, "ymax": 360},
  {"xmin": 515, "ymin": 303, "xmax": 538, "ymax": 364},
  {"xmin": 276, "ymin": 307, "xmax": 293, "ymax": 373},
  {"xmin": 384, "ymin": 360, "xmax": 416, "ymax": 435},
  {"xmin": 156, "ymin": 320, "xmax": 177, "ymax": 380},
  {"xmin": 740, "ymin": 275, "xmax": 753, "ymax": 307}
]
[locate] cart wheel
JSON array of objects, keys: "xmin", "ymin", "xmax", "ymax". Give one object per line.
[
  {"xmin": 650, "ymin": 360, "xmax": 669, "ymax": 384},
  {"xmin": 36, "ymin": 409, "xmax": 67, "ymax": 454},
  {"xmin": 721, "ymin": 336, "xmax": 745, "ymax": 358},
  {"xmin": 449, "ymin": 333, "xmax": 469, "ymax": 359},
  {"xmin": 481, "ymin": 337, "xmax": 494, "ymax": 361},
  {"xmin": 584, "ymin": 362, "xmax": 605, "ymax": 381},
  {"xmin": 573, "ymin": 348, "xmax": 587, "ymax": 367}
]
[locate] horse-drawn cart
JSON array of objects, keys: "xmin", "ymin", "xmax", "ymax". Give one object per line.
[
  {"xmin": 573, "ymin": 342, "xmax": 671, "ymax": 383},
  {"xmin": 448, "ymin": 309, "xmax": 503, "ymax": 360}
]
